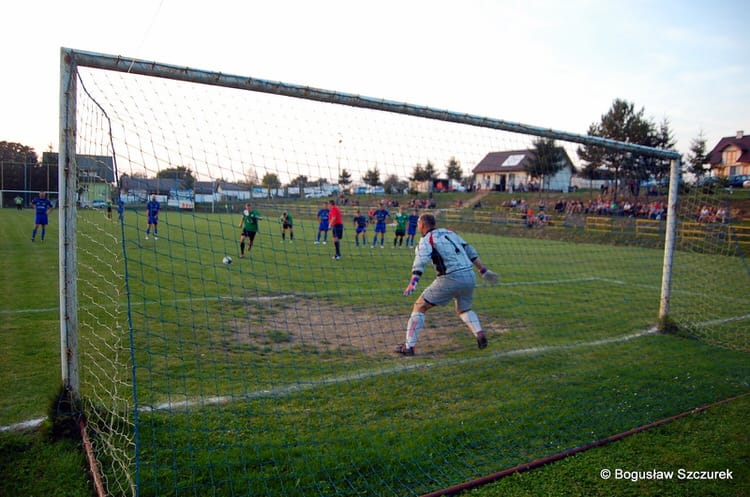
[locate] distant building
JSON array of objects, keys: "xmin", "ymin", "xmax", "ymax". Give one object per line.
[
  {"xmin": 217, "ymin": 181, "xmax": 251, "ymax": 201},
  {"xmin": 472, "ymin": 148, "xmax": 574, "ymax": 192},
  {"xmin": 707, "ymin": 130, "xmax": 750, "ymax": 177},
  {"xmin": 43, "ymin": 152, "xmax": 114, "ymax": 206}
]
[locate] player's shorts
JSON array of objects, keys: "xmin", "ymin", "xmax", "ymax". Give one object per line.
[
  {"xmin": 375, "ymin": 223, "xmax": 387, "ymax": 234},
  {"xmin": 35, "ymin": 214, "xmax": 48, "ymax": 226},
  {"xmin": 242, "ymin": 230, "xmax": 257, "ymax": 241},
  {"xmin": 407, "ymin": 228, "xmax": 417, "ymax": 236},
  {"xmin": 395, "ymin": 228, "xmax": 406, "ymax": 237},
  {"xmin": 421, "ymin": 268, "xmax": 476, "ymax": 312},
  {"xmin": 331, "ymin": 224, "xmax": 344, "ymax": 239},
  {"xmin": 282, "ymin": 222, "xmax": 292, "ymax": 229},
  {"xmin": 355, "ymin": 226, "xmax": 367, "ymax": 234},
  {"xmin": 148, "ymin": 215, "xmax": 159, "ymax": 225},
  {"xmin": 318, "ymin": 223, "xmax": 329, "ymax": 231}
]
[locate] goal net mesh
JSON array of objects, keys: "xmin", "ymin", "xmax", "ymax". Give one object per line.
[{"xmin": 66, "ymin": 52, "xmax": 749, "ymax": 497}]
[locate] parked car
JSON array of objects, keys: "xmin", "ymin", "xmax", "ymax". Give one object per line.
[
  {"xmin": 728, "ymin": 175, "xmax": 750, "ymax": 188},
  {"xmin": 91, "ymin": 200, "xmax": 108, "ymax": 208}
]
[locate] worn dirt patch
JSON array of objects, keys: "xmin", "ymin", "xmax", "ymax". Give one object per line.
[{"xmin": 229, "ymin": 297, "xmax": 500, "ymax": 356}]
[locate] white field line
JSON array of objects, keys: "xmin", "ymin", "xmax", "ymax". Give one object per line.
[
  {"xmin": 2, "ymin": 327, "xmax": 658, "ymax": 431},
  {"xmin": 139, "ymin": 327, "xmax": 659, "ymax": 413}
]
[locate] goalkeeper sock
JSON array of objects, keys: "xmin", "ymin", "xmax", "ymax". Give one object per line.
[
  {"xmin": 240, "ymin": 242, "xmax": 245, "ymax": 254},
  {"xmin": 405, "ymin": 312, "xmax": 425, "ymax": 348},
  {"xmin": 459, "ymin": 310, "xmax": 482, "ymax": 336}
]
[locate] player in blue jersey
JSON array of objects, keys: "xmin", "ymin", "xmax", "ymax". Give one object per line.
[
  {"xmin": 315, "ymin": 202, "xmax": 330, "ymax": 244},
  {"xmin": 145, "ymin": 194, "xmax": 160, "ymax": 240},
  {"xmin": 406, "ymin": 208, "xmax": 420, "ymax": 247},
  {"xmin": 31, "ymin": 191, "xmax": 53, "ymax": 242},
  {"xmin": 370, "ymin": 202, "xmax": 390, "ymax": 248},
  {"xmin": 352, "ymin": 209, "xmax": 368, "ymax": 246}
]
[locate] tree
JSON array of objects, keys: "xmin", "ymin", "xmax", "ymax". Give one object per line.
[
  {"xmin": 445, "ymin": 157, "xmax": 463, "ymax": 181},
  {"xmin": 410, "ymin": 164, "xmax": 427, "ymax": 181},
  {"xmin": 525, "ymin": 138, "xmax": 566, "ymax": 191},
  {"xmin": 261, "ymin": 173, "xmax": 281, "ymax": 197},
  {"xmin": 245, "ymin": 167, "xmax": 260, "ymax": 186},
  {"xmin": 338, "ymin": 168, "xmax": 352, "ymax": 188},
  {"xmin": 639, "ymin": 117, "xmax": 676, "ymax": 183},
  {"xmin": 577, "ymin": 99, "xmax": 658, "ymax": 199},
  {"xmin": 383, "ymin": 174, "xmax": 407, "ymax": 194},
  {"xmin": 423, "ymin": 161, "xmax": 437, "ymax": 182},
  {"xmin": 686, "ymin": 132, "xmax": 708, "ymax": 179},
  {"xmin": 289, "ymin": 175, "xmax": 308, "ymax": 188},
  {"xmin": 156, "ymin": 166, "xmax": 195, "ymax": 190},
  {"xmin": 0, "ymin": 141, "xmax": 38, "ymax": 164},
  {"xmin": 363, "ymin": 167, "xmax": 381, "ymax": 187}
]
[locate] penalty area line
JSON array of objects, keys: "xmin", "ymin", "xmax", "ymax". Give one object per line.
[{"xmin": 137, "ymin": 327, "xmax": 658, "ymax": 414}]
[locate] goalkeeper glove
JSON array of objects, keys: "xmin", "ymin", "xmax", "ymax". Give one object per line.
[
  {"xmin": 403, "ymin": 276, "xmax": 420, "ymax": 296},
  {"xmin": 480, "ymin": 268, "xmax": 499, "ymax": 285}
]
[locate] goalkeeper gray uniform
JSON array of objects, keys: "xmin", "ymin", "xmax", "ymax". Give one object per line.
[
  {"xmin": 401, "ymin": 225, "xmax": 487, "ymax": 352},
  {"xmin": 411, "ymin": 227, "xmax": 478, "ymax": 310}
]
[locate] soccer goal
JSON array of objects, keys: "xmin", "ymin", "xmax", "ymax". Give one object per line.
[{"xmin": 59, "ymin": 48, "xmax": 749, "ymax": 497}]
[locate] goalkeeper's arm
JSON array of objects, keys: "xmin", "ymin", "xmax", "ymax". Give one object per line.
[{"xmin": 471, "ymin": 256, "xmax": 499, "ymax": 284}]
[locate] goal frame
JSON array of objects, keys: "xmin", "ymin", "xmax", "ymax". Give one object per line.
[{"xmin": 57, "ymin": 45, "xmax": 681, "ymax": 401}]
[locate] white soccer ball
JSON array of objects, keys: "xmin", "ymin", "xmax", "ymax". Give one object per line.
[{"xmin": 222, "ymin": 256, "xmax": 233, "ymax": 265}]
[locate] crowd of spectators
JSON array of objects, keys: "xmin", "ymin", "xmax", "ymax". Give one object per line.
[
  {"xmin": 496, "ymin": 194, "xmax": 739, "ymax": 225},
  {"xmin": 501, "ymin": 195, "xmax": 669, "ymax": 222}
]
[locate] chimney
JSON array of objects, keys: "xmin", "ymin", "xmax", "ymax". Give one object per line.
[{"xmin": 737, "ymin": 130, "xmax": 744, "ymax": 139}]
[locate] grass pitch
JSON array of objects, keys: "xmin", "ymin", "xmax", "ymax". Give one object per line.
[{"xmin": 0, "ymin": 203, "xmax": 748, "ymax": 496}]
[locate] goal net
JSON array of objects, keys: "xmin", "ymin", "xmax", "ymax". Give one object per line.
[{"xmin": 60, "ymin": 49, "xmax": 749, "ymax": 497}]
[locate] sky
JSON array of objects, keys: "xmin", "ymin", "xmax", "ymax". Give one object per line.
[{"xmin": 2, "ymin": 0, "xmax": 748, "ymax": 165}]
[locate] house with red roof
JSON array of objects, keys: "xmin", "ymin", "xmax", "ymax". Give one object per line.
[
  {"xmin": 707, "ymin": 130, "xmax": 750, "ymax": 177},
  {"xmin": 472, "ymin": 148, "xmax": 574, "ymax": 193}
]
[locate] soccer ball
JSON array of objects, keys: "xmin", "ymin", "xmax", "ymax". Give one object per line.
[{"xmin": 222, "ymin": 256, "xmax": 233, "ymax": 265}]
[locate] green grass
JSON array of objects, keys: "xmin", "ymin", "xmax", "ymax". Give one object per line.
[{"xmin": 0, "ymin": 203, "xmax": 748, "ymax": 497}]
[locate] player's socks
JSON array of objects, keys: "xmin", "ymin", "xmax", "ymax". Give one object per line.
[
  {"xmin": 41, "ymin": 229, "xmax": 46, "ymax": 240},
  {"xmin": 32, "ymin": 228, "xmax": 37, "ymax": 241}
]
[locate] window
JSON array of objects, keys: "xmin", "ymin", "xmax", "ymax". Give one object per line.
[{"xmin": 722, "ymin": 147, "xmax": 739, "ymax": 165}]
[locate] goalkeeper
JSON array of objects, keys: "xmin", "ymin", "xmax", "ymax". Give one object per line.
[{"xmin": 397, "ymin": 213, "xmax": 498, "ymax": 356}]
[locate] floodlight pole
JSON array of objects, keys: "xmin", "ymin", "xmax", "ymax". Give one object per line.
[{"xmin": 59, "ymin": 49, "xmax": 80, "ymax": 397}]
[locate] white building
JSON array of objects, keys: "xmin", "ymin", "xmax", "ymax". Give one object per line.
[{"xmin": 472, "ymin": 148, "xmax": 574, "ymax": 193}]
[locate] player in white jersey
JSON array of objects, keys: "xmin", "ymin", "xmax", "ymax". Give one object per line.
[{"xmin": 397, "ymin": 213, "xmax": 499, "ymax": 356}]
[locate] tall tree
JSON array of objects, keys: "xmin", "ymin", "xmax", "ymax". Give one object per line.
[
  {"xmin": 525, "ymin": 138, "xmax": 566, "ymax": 191},
  {"xmin": 363, "ymin": 167, "xmax": 381, "ymax": 187},
  {"xmin": 686, "ymin": 132, "xmax": 708, "ymax": 179},
  {"xmin": 410, "ymin": 164, "xmax": 427, "ymax": 181},
  {"xmin": 423, "ymin": 160, "xmax": 437, "ymax": 182},
  {"xmin": 445, "ymin": 157, "xmax": 463, "ymax": 181},
  {"xmin": 577, "ymin": 99, "xmax": 657, "ymax": 199},
  {"xmin": 338, "ymin": 168, "xmax": 352, "ymax": 188},
  {"xmin": 640, "ymin": 117, "xmax": 677, "ymax": 182},
  {"xmin": 261, "ymin": 173, "xmax": 281, "ymax": 197}
]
